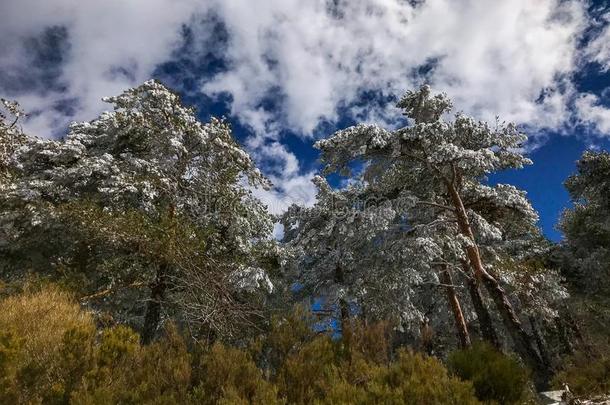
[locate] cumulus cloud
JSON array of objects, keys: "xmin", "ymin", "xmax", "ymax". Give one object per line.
[
  {"xmin": 0, "ymin": 0, "xmax": 204, "ymax": 136},
  {"xmin": 572, "ymin": 11, "xmax": 610, "ymax": 135},
  {"xmin": 2, "ymin": 0, "xmax": 610, "ymax": 215},
  {"xmin": 246, "ymin": 135, "xmax": 318, "ymax": 215},
  {"xmin": 202, "ymin": 0, "xmax": 586, "ymax": 135},
  {"xmin": 585, "ymin": 12, "xmax": 610, "ymax": 71},
  {"xmin": 575, "ymin": 93, "xmax": 610, "ymax": 135}
]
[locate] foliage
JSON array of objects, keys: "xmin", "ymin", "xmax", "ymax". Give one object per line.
[
  {"xmin": 312, "ymin": 84, "xmax": 559, "ymax": 383},
  {"xmin": 73, "ymin": 325, "xmax": 193, "ymax": 404},
  {"xmin": 276, "ymin": 337, "xmax": 479, "ymax": 405},
  {"xmin": 258, "ymin": 311, "xmax": 478, "ymax": 404},
  {"xmin": 0, "ymin": 80, "xmax": 277, "ymax": 342},
  {"xmin": 497, "ymin": 256, "xmax": 568, "ymax": 322},
  {"xmin": 558, "ymin": 150, "xmax": 610, "ymax": 293},
  {"xmin": 448, "ymin": 342, "xmax": 532, "ymax": 404},
  {"xmin": 280, "ymin": 176, "xmax": 434, "ymax": 331},
  {"xmin": 364, "ymin": 350, "xmax": 480, "ymax": 405},
  {"xmin": 0, "ymin": 286, "xmax": 96, "ymax": 404},
  {"xmin": 0, "ymin": 288, "xmax": 483, "ymax": 404},
  {"xmin": 552, "ymin": 351, "xmax": 610, "ymax": 396},
  {"xmin": 192, "ymin": 343, "xmax": 281, "ymax": 405},
  {"xmin": 0, "ymin": 98, "xmax": 27, "ymax": 181}
]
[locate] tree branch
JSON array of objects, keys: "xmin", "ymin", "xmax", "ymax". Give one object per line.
[
  {"xmin": 79, "ymin": 280, "xmax": 148, "ymax": 301},
  {"xmin": 415, "ymin": 200, "xmax": 455, "ymax": 212}
]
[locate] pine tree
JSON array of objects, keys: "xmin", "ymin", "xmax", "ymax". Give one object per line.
[
  {"xmin": 559, "ymin": 150, "xmax": 610, "ymax": 292},
  {"xmin": 315, "ymin": 84, "xmax": 550, "ymax": 385},
  {"xmin": 1, "ymin": 81, "xmax": 276, "ymax": 342}
]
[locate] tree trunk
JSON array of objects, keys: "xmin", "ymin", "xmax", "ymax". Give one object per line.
[
  {"xmin": 196, "ymin": 322, "xmax": 218, "ymax": 346},
  {"xmin": 141, "ymin": 262, "xmax": 168, "ymax": 344},
  {"xmin": 440, "ymin": 267, "xmax": 471, "ymax": 349},
  {"xmin": 446, "ymin": 182, "xmax": 549, "ymax": 388},
  {"xmin": 360, "ymin": 303, "xmax": 369, "ymax": 327},
  {"xmin": 334, "ymin": 264, "xmax": 351, "ymax": 337},
  {"xmin": 555, "ymin": 308, "xmax": 586, "ymax": 355},
  {"xmin": 339, "ymin": 298, "xmax": 351, "ymax": 336},
  {"xmin": 462, "ymin": 261, "xmax": 501, "ymax": 348},
  {"xmin": 480, "ymin": 274, "xmax": 549, "ymax": 388},
  {"xmin": 554, "ymin": 316, "xmax": 575, "ymax": 355},
  {"xmin": 529, "ymin": 315, "xmax": 552, "ymax": 368},
  {"xmin": 75, "ymin": 241, "xmax": 91, "ymax": 273},
  {"xmin": 420, "ymin": 318, "xmax": 435, "ymax": 355}
]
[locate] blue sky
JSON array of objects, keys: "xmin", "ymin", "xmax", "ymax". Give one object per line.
[{"xmin": 2, "ymin": 0, "xmax": 610, "ymax": 241}]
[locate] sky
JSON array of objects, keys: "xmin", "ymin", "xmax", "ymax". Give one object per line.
[{"xmin": 2, "ymin": 0, "xmax": 610, "ymax": 241}]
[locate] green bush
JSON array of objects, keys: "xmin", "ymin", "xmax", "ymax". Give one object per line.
[
  {"xmin": 72, "ymin": 324, "xmax": 193, "ymax": 404},
  {"xmin": 448, "ymin": 342, "xmax": 531, "ymax": 404},
  {"xmin": 0, "ymin": 287, "xmax": 195, "ymax": 404},
  {"xmin": 272, "ymin": 317, "xmax": 479, "ymax": 405},
  {"xmin": 278, "ymin": 336, "xmax": 340, "ymax": 403},
  {"xmin": 286, "ymin": 347, "xmax": 479, "ymax": 405},
  {"xmin": 192, "ymin": 343, "xmax": 281, "ymax": 405},
  {"xmin": 365, "ymin": 349, "xmax": 480, "ymax": 405},
  {"xmin": 552, "ymin": 351, "xmax": 610, "ymax": 396}
]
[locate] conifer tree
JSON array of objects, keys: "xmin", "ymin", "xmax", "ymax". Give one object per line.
[
  {"xmin": 0, "ymin": 81, "xmax": 275, "ymax": 342},
  {"xmin": 315, "ymin": 85, "xmax": 550, "ymax": 384},
  {"xmin": 559, "ymin": 150, "xmax": 610, "ymax": 292}
]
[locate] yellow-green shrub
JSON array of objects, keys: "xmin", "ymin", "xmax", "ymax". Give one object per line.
[
  {"xmin": 0, "ymin": 286, "xmax": 95, "ymax": 404},
  {"xmin": 0, "ymin": 286, "xmax": 194, "ymax": 404},
  {"xmin": 272, "ymin": 316, "xmax": 479, "ymax": 405},
  {"xmin": 277, "ymin": 336, "xmax": 340, "ymax": 403},
  {"xmin": 72, "ymin": 325, "xmax": 192, "ymax": 404},
  {"xmin": 365, "ymin": 350, "xmax": 480, "ymax": 405},
  {"xmin": 278, "ymin": 342, "xmax": 479, "ymax": 405},
  {"xmin": 192, "ymin": 343, "xmax": 281, "ymax": 405},
  {"xmin": 251, "ymin": 304, "xmax": 318, "ymax": 373},
  {"xmin": 552, "ymin": 351, "xmax": 610, "ymax": 396},
  {"xmin": 0, "ymin": 289, "xmax": 483, "ymax": 405}
]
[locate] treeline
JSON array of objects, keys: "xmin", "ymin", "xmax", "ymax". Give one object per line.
[{"xmin": 0, "ymin": 82, "xmax": 609, "ymax": 403}]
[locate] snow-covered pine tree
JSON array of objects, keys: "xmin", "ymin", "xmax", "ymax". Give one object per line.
[
  {"xmin": 1, "ymin": 80, "xmax": 276, "ymax": 342},
  {"xmin": 315, "ymin": 85, "xmax": 550, "ymax": 385},
  {"xmin": 280, "ymin": 175, "xmax": 434, "ymax": 335},
  {"xmin": 559, "ymin": 150, "xmax": 610, "ymax": 293}
]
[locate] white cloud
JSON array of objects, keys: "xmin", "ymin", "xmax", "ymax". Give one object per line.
[
  {"xmin": 1, "ymin": 0, "xmax": 608, "ymax": 217},
  {"xmin": 585, "ymin": 12, "xmax": 610, "ymax": 71},
  {"xmin": 0, "ymin": 0, "xmax": 204, "ymax": 136},
  {"xmin": 1, "ymin": 0, "xmax": 320, "ymax": 214},
  {"xmin": 252, "ymin": 170, "xmax": 318, "ymax": 216},
  {"xmin": 236, "ymin": 105, "xmax": 319, "ymax": 215},
  {"xmin": 196, "ymin": 0, "xmax": 592, "ymax": 207},
  {"xmin": 202, "ymin": 0, "xmax": 586, "ymax": 135},
  {"xmin": 572, "ymin": 12, "xmax": 610, "ymax": 136},
  {"xmin": 575, "ymin": 93, "xmax": 610, "ymax": 135},
  {"xmin": 248, "ymin": 138, "xmax": 318, "ymax": 215}
]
